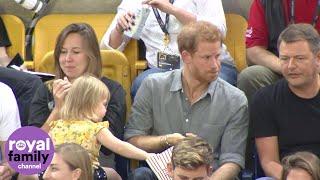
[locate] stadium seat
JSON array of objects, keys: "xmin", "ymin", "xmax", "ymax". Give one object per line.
[
  {"xmin": 100, "ymin": 49, "xmax": 131, "ymax": 115},
  {"xmin": 224, "ymin": 13, "xmax": 248, "ymax": 72},
  {"xmin": 1, "ymin": 14, "xmax": 25, "ymax": 60}
]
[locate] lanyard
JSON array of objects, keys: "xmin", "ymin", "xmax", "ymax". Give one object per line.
[
  {"xmin": 152, "ymin": 0, "xmax": 174, "ymax": 36},
  {"xmin": 290, "ymin": 0, "xmax": 320, "ymax": 26}
]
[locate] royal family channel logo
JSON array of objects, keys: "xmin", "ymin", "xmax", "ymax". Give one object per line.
[{"xmin": 5, "ymin": 126, "xmax": 54, "ymax": 175}]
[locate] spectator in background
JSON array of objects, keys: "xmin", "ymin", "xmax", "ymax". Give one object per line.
[
  {"xmin": 252, "ymin": 24, "xmax": 320, "ymax": 179},
  {"xmin": 101, "ymin": 0, "xmax": 237, "ymax": 99},
  {"xmin": 167, "ymin": 137, "xmax": 213, "ymax": 180},
  {"xmin": 239, "ymin": 0, "xmax": 320, "ymax": 102},
  {"xmin": 238, "ymin": 0, "xmax": 320, "ymax": 170},
  {"xmin": 43, "ymin": 143, "xmax": 93, "ymax": 180},
  {"xmin": 0, "ymin": 82, "xmax": 21, "ymax": 180},
  {"xmin": 125, "ymin": 21, "xmax": 248, "ymax": 180},
  {"xmin": 281, "ymin": 151, "xmax": 320, "ymax": 180},
  {"xmin": 28, "ymin": 23, "xmax": 126, "ymax": 171}
]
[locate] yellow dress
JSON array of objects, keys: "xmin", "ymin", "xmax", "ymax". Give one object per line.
[{"xmin": 49, "ymin": 119, "xmax": 109, "ymax": 167}]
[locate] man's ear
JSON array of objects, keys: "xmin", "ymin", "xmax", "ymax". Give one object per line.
[
  {"xmin": 72, "ymin": 168, "xmax": 82, "ymax": 180},
  {"xmin": 167, "ymin": 162, "xmax": 174, "ymax": 178},
  {"xmin": 181, "ymin": 50, "xmax": 192, "ymax": 64}
]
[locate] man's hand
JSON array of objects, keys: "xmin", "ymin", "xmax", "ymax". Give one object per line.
[
  {"xmin": 166, "ymin": 133, "xmax": 185, "ymax": 146},
  {"xmin": 142, "ymin": 0, "xmax": 175, "ymax": 14},
  {"xmin": 166, "ymin": 132, "xmax": 197, "ymax": 146},
  {"xmin": 0, "ymin": 164, "xmax": 14, "ymax": 180}
]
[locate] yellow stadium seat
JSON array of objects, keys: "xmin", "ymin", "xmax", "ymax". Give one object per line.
[
  {"xmin": 224, "ymin": 14, "xmax": 248, "ymax": 72},
  {"xmin": 33, "ymin": 14, "xmax": 139, "ymax": 81},
  {"xmin": 38, "ymin": 49, "xmax": 132, "ymax": 118},
  {"xmin": 1, "ymin": 14, "xmax": 25, "ymax": 60},
  {"xmin": 100, "ymin": 49, "xmax": 131, "ymax": 116},
  {"xmin": 38, "ymin": 51, "xmax": 55, "ymax": 74}
]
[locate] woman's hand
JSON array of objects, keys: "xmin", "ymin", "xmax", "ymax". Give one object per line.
[
  {"xmin": 116, "ymin": 11, "xmax": 136, "ymax": 33},
  {"xmin": 52, "ymin": 77, "xmax": 71, "ymax": 110}
]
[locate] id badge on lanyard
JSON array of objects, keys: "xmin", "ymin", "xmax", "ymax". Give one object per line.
[{"xmin": 153, "ymin": 0, "xmax": 180, "ymax": 70}]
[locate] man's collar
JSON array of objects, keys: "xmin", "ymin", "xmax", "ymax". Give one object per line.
[
  {"xmin": 169, "ymin": 69, "xmax": 218, "ymax": 98},
  {"xmin": 170, "ymin": 69, "xmax": 183, "ymax": 92}
]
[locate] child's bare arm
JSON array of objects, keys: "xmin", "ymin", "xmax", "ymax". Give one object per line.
[{"xmin": 97, "ymin": 128, "xmax": 150, "ymax": 160}]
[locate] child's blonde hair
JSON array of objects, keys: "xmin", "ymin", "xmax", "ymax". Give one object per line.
[{"xmin": 60, "ymin": 74, "xmax": 110, "ymax": 121}]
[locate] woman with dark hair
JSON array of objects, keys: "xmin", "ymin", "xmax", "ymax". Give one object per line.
[{"xmin": 29, "ymin": 23, "xmax": 127, "ymax": 178}]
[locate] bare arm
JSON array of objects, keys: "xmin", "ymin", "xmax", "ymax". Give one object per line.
[
  {"xmin": 97, "ymin": 128, "xmax": 149, "ymax": 160},
  {"xmin": 143, "ymin": 0, "xmax": 196, "ymax": 25},
  {"xmin": 128, "ymin": 133, "xmax": 185, "ymax": 152},
  {"xmin": 247, "ymin": 46, "xmax": 282, "ymax": 74},
  {"xmin": 210, "ymin": 162, "xmax": 240, "ymax": 180},
  {"xmin": 109, "ymin": 27, "xmax": 125, "ymax": 50},
  {"xmin": 168, "ymin": 6, "xmax": 196, "ymax": 25},
  {"xmin": 255, "ymin": 136, "xmax": 282, "ymax": 179},
  {"xmin": 41, "ymin": 108, "xmax": 59, "ymax": 132},
  {"xmin": 109, "ymin": 0, "xmax": 196, "ymax": 49}
]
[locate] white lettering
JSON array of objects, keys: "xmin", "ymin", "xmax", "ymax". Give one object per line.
[
  {"xmin": 8, "ymin": 139, "xmax": 51, "ymax": 152},
  {"xmin": 35, "ymin": 140, "xmax": 45, "ymax": 151},
  {"xmin": 25, "ymin": 140, "xmax": 36, "ymax": 153},
  {"xmin": 9, "ymin": 140, "xmax": 16, "ymax": 151},
  {"xmin": 46, "ymin": 138, "xmax": 50, "ymax": 150}
]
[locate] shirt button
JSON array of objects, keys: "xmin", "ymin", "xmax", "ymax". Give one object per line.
[{"xmin": 186, "ymin": 119, "xmax": 189, "ymax": 122}]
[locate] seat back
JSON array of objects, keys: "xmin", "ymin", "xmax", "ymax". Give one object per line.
[
  {"xmin": 224, "ymin": 13, "xmax": 248, "ymax": 72},
  {"xmin": 33, "ymin": 14, "xmax": 138, "ymax": 75},
  {"xmin": 1, "ymin": 14, "xmax": 25, "ymax": 59},
  {"xmin": 38, "ymin": 49, "xmax": 131, "ymax": 118},
  {"xmin": 100, "ymin": 49, "xmax": 131, "ymax": 117}
]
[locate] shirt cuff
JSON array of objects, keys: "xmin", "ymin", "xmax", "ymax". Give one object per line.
[
  {"xmin": 124, "ymin": 128, "xmax": 148, "ymax": 141},
  {"xmin": 219, "ymin": 152, "xmax": 245, "ymax": 169}
]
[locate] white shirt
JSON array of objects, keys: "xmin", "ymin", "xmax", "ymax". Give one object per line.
[
  {"xmin": 0, "ymin": 82, "xmax": 21, "ymax": 141},
  {"xmin": 101, "ymin": 0, "xmax": 234, "ymax": 68}
]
